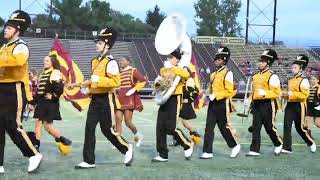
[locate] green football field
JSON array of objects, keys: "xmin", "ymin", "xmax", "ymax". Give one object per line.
[{"xmin": 1, "ymin": 100, "xmax": 320, "ymax": 180}]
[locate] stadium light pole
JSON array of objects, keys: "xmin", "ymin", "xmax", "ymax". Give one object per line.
[
  {"xmin": 19, "ymin": 0, "xmax": 22, "ymax": 10},
  {"xmin": 245, "ymin": 0, "xmax": 277, "ymax": 45}
]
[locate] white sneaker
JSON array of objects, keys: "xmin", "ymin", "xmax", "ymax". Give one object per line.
[
  {"xmin": 28, "ymin": 153, "xmax": 42, "ymax": 173},
  {"xmin": 310, "ymin": 143, "xmax": 317, "ymax": 153},
  {"xmin": 281, "ymin": 149, "xmax": 292, "ymax": 154},
  {"xmin": 0, "ymin": 166, "xmax": 4, "ymax": 174},
  {"xmin": 200, "ymin": 153, "xmax": 213, "ymax": 159},
  {"xmin": 184, "ymin": 142, "xmax": 194, "ymax": 160},
  {"xmin": 135, "ymin": 133, "xmax": 144, "ymax": 148},
  {"xmin": 75, "ymin": 162, "xmax": 96, "ymax": 169},
  {"xmin": 124, "ymin": 144, "xmax": 133, "ymax": 166},
  {"xmin": 151, "ymin": 156, "xmax": 168, "ymax": 162},
  {"xmin": 246, "ymin": 151, "xmax": 260, "ymax": 156},
  {"xmin": 230, "ymin": 144, "xmax": 241, "ymax": 158},
  {"xmin": 274, "ymin": 145, "xmax": 283, "ymax": 156}
]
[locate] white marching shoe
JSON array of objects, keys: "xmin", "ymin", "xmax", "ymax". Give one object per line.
[
  {"xmin": 200, "ymin": 153, "xmax": 213, "ymax": 159},
  {"xmin": 0, "ymin": 166, "xmax": 4, "ymax": 174},
  {"xmin": 246, "ymin": 151, "xmax": 260, "ymax": 156},
  {"xmin": 152, "ymin": 156, "xmax": 168, "ymax": 162},
  {"xmin": 281, "ymin": 149, "xmax": 292, "ymax": 154},
  {"xmin": 230, "ymin": 144, "xmax": 241, "ymax": 158},
  {"xmin": 310, "ymin": 143, "xmax": 317, "ymax": 153},
  {"xmin": 28, "ymin": 153, "xmax": 42, "ymax": 173},
  {"xmin": 134, "ymin": 133, "xmax": 144, "ymax": 148},
  {"xmin": 124, "ymin": 144, "xmax": 133, "ymax": 166},
  {"xmin": 274, "ymin": 145, "xmax": 283, "ymax": 156},
  {"xmin": 184, "ymin": 142, "xmax": 194, "ymax": 160},
  {"xmin": 75, "ymin": 162, "xmax": 96, "ymax": 169}
]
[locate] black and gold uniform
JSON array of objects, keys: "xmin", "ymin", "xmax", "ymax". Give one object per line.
[
  {"xmin": 248, "ymin": 49, "xmax": 283, "ymax": 155},
  {"xmin": 307, "ymin": 83, "xmax": 320, "ymax": 117},
  {"xmin": 203, "ymin": 66, "xmax": 238, "ymax": 153},
  {"xmin": 0, "ymin": 10, "xmax": 40, "ymax": 170},
  {"xmin": 283, "ymin": 55, "xmax": 315, "ymax": 152},
  {"xmin": 179, "ymin": 66, "xmax": 199, "ymax": 120},
  {"xmin": 155, "ymin": 52, "xmax": 192, "ymax": 160},
  {"xmin": 78, "ymin": 28, "xmax": 132, "ymax": 167},
  {"xmin": 34, "ymin": 68, "xmax": 64, "ymax": 121}
]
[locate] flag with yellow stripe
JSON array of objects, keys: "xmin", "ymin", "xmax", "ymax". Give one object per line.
[{"xmin": 49, "ymin": 37, "xmax": 90, "ymax": 111}]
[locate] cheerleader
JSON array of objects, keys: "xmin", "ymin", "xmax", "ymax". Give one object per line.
[
  {"xmin": 116, "ymin": 56, "xmax": 146, "ymax": 147},
  {"xmin": 33, "ymin": 55, "xmax": 72, "ymax": 155}
]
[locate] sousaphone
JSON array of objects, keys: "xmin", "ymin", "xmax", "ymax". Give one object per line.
[{"xmin": 154, "ymin": 14, "xmax": 192, "ymax": 105}]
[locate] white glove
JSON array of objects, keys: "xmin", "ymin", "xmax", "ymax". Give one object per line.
[
  {"xmin": 257, "ymin": 89, "xmax": 267, "ymax": 96},
  {"xmin": 288, "ymin": 91, "xmax": 293, "ymax": 96},
  {"xmin": 244, "ymin": 98, "xmax": 251, "ymax": 106},
  {"xmin": 90, "ymin": 75, "xmax": 100, "ymax": 83},
  {"xmin": 126, "ymin": 88, "xmax": 136, "ymax": 96},
  {"xmin": 164, "ymin": 60, "xmax": 173, "ymax": 68},
  {"xmin": 209, "ymin": 93, "xmax": 216, "ymax": 101},
  {"xmin": 80, "ymin": 87, "xmax": 89, "ymax": 94},
  {"xmin": 154, "ymin": 75, "xmax": 163, "ymax": 83},
  {"xmin": 315, "ymin": 105, "xmax": 320, "ymax": 111}
]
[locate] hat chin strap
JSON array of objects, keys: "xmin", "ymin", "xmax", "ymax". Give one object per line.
[{"xmin": 5, "ymin": 29, "xmax": 19, "ymax": 43}]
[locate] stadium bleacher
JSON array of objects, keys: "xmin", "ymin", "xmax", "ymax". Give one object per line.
[{"xmin": 23, "ymin": 37, "xmax": 320, "ymax": 86}]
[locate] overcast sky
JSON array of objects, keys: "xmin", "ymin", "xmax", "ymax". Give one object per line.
[{"xmin": 0, "ymin": 0, "xmax": 319, "ymax": 46}]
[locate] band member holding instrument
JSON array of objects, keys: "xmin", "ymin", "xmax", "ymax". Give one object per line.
[
  {"xmin": 152, "ymin": 49, "xmax": 193, "ymax": 162},
  {"xmin": 116, "ymin": 56, "xmax": 146, "ymax": 147},
  {"xmin": 74, "ymin": 27, "xmax": 133, "ymax": 169},
  {"xmin": 0, "ymin": 10, "xmax": 43, "ymax": 174},
  {"xmin": 305, "ymin": 75, "xmax": 320, "ymax": 137},
  {"xmin": 33, "ymin": 55, "xmax": 72, "ymax": 155},
  {"xmin": 200, "ymin": 47, "xmax": 240, "ymax": 159},
  {"xmin": 281, "ymin": 55, "xmax": 316, "ymax": 154},
  {"xmin": 246, "ymin": 49, "xmax": 283, "ymax": 156}
]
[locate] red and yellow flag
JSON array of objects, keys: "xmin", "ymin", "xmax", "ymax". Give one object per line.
[
  {"xmin": 49, "ymin": 37, "xmax": 90, "ymax": 111},
  {"xmin": 191, "ymin": 52, "xmax": 207, "ymax": 112}
]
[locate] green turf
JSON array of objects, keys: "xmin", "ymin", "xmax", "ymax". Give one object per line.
[{"xmin": 1, "ymin": 100, "xmax": 320, "ymax": 180}]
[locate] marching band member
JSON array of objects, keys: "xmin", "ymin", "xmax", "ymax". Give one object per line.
[
  {"xmin": 74, "ymin": 27, "xmax": 133, "ymax": 169},
  {"xmin": 116, "ymin": 56, "xmax": 146, "ymax": 147},
  {"xmin": 200, "ymin": 47, "xmax": 240, "ymax": 159},
  {"xmin": 305, "ymin": 75, "xmax": 320, "ymax": 136},
  {"xmin": 246, "ymin": 49, "xmax": 283, "ymax": 156},
  {"xmin": 33, "ymin": 55, "xmax": 72, "ymax": 155},
  {"xmin": 281, "ymin": 55, "xmax": 316, "ymax": 153},
  {"xmin": 152, "ymin": 49, "xmax": 193, "ymax": 162},
  {"xmin": 0, "ymin": 10, "xmax": 42, "ymax": 173}
]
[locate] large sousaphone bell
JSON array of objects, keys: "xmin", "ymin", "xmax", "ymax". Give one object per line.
[{"xmin": 154, "ymin": 14, "xmax": 192, "ymax": 105}]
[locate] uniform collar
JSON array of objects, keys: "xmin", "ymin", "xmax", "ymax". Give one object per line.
[
  {"xmin": 260, "ymin": 68, "xmax": 269, "ymax": 74},
  {"xmin": 294, "ymin": 73, "xmax": 302, "ymax": 78},
  {"xmin": 122, "ymin": 66, "xmax": 132, "ymax": 71},
  {"xmin": 6, "ymin": 38, "xmax": 20, "ymax": 47},
  {"xmin": 217, "ymin": 66, "xmax": 226, "ymax": 72},
  {"xmin": 44, "ymin": 67, "xmax": 54, "ymax": 74}
]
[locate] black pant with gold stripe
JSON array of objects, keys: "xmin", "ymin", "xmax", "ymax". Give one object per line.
[
  {"xmin": 0, "ymin": 82, "xmax": 38, "ymax": 166},
  {"xmin": 250, "ymin": 99, "xmax": 283, "ymax": 152},
  {"xmin": 203, "ymin": 98, "xmax": 238, "ymax": 153},
  {"xmin": 83, "ymin": 93, "xmax": 129, "ymax": 164},
  {"xmin": 283, "ymin": 102, "xmax": 315, "ymax": 151},
  {"xmin": 156, "ymin": 95, "xmax": 191, "ymax": 159}
]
